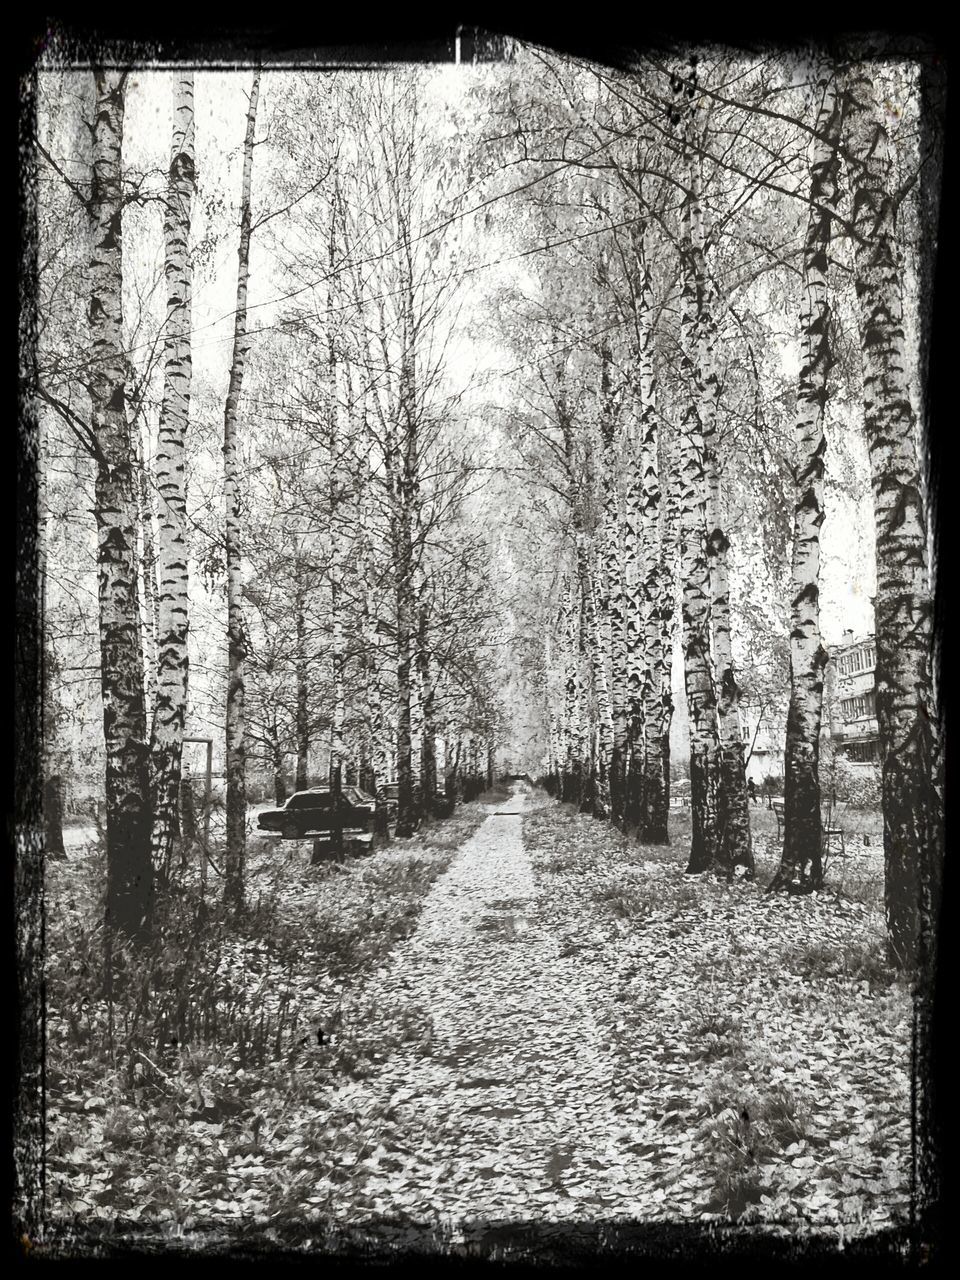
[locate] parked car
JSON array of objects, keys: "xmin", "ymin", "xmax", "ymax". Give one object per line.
[{"xmin": 257, "ymin": 786, "xmax": 377, "ymax": 840}]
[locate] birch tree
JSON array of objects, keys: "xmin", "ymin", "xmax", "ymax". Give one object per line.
[
  {"xmin": 630, "ymin": 216, "xmax": 671, "ymax": 844},
  {"xmin": 675, "ymin": 79, "xmax": 723, "ymax": 874},
  {"xmin": 150, "ymin": 73, "xmax": 196, "ymax": 881},
  {"xmin": 842, "ymin": 61, "xmax": 942, "ymax": 970},
  {"xmin": 770, "ymin": 65, "xmax": 841, "ymax": 893},
  {"xmin": 87, "ymin": 68, "xmax": 153, "ymax": 941},
  {"xmin": 222, "ymin": 72, "xmax": 260, "ymax": 909}
]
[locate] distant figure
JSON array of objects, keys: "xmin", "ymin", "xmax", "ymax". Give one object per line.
[{"xmin": 747, "ymin": 778, "xmax": 757, "ymax": 806}]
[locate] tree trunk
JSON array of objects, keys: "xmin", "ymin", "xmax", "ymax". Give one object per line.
[
  {"xmin": 222, "ymin": 72, "xmax": 260, "ymax": 910},
  {"xmin": 44, "ymin": 776, "xmax": 66, "ymax": 859},
  {"xmin": 41, "ymin": 599, "xmax": 68, "ymax": 859},
  {"xmin": 150, "ymin": 73, "xmax": 196, "ymax": 884},
  {"xmin": 16, "ymin": 68, "xmax": 44, "ymax": 1231},
  {"xmin": 418, "ymin": 606, "xmax": 438, "ymax": 817},
  {"xmin": 843, "ymin": 64, "xmax": 943, "ymax": 971},
  {"xmin": 547, "ymin": 709, "xmax": 562, "ymax": 792},
  {"xmin": 771, "ymin": 65, "xmax": 840, "ymax": 892},
  {"xmin": 699, "ymin": 295, "xmax": 754, "ymax": 878},
  {"xmin": 328, "ymin": 563, "xmax": 345, "ymax": 855},
  {"xmin": 622, "ymin": 433, "xmax": 645, "ymax": 830},
  {"xmin": 327, "ymin": 737, "xmax": 345, "ymax": 861},
  {"xmin": 631, "ymin": 217, "xmax": 670, "ymax": 845},
  {"xmin": 394, "ymin": 549, "xmax": 419, "ymax": 836},
  {"xmin": 657, "ymin": 417, "xmax": 680, "ymax": 827},
  {"xmin": 558, "ymin": 389, "xmax": 595, "ymax": 814},
  {"xmin": 579, "ymin": 539, "xmax": 613, "ymax": 818},
  {"xmin": 598, "ymin": 331, "xmax": 628, "ymax": 823},
  {"xmin": 677, "ymin": 105, "xmax": 722, "ymax": 874},
  {"xmin": 388, "ymin": 187, "xmax": 423, "ymax": 838},
  {"xmin": 295, "ymin": 566, "xmax": 309, "ymax": 791},
  {"xmin": 135, "ymin": 416, "xmax": 159, "ymax": 731},
  {"xmin": 411, "ymin": 639, "xmax": 425, "ymax": 809},
  {"xmin": 560, "ymin": 578, "xmax": 584, "ymax": 805},
  {"xmin": 89, "ymin": 70, "xmax": 153, "ymax": 942},
  {"xmin": 272, "ymin": 734, "xmax": 287, "ymax": 806}
]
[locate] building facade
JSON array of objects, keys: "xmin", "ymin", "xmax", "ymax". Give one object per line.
[
  {"xmin": 825, "ymin": 630, "xmax": 879, "ymax": 763},
  {"xmin": 741, "ymin": 703, "xmax": 786, "ymax": 785}
]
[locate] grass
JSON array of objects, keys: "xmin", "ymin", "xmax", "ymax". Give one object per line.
[
  {"xmin": 593, "ymin": 880, "xmax": 659, "ymax": 921},
  {"xmin": 779, "ymin": 936, "xmax": 896, "ymax": 989},
  {"xmin": 665, "ymin": 805, "xmax": 887, "ymax": 907},
  {"xmin": 696, "ymin": 1077, "xmax": 812, "ymax": 1216},
  {"xmin": 745, "ymin": 804, "xmax": 884, "ymax": 838}
]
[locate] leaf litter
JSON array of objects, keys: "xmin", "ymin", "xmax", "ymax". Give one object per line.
[{"xmin": 44, "ymin": 784, "xmax": 911, "ymax": 1250}]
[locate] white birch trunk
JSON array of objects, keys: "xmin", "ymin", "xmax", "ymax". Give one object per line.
[
  {"xmin": 88, "ymin": 69, "xmax": 153, "ymax": 940},
  {"xmin": 150, "ymin": 73, "xmax": 195, "ymax": 879},
  {"xmin": 222, "ymin": 72, "xmax": 259, "ymax": 908},
  {"xmin": 843, "ymin": 63, "xmax": 942, "ymax": 971},
  {"xmin": 771, "ymin": 65, "xmax": 840, "ymax": 891}
]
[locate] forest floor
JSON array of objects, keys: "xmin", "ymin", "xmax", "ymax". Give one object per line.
[{"xmin": 43, "ymin": 784, "xmax": 912, "ymax": 1260}]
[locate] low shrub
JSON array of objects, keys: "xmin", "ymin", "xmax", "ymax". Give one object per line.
[{"xmin": 828, "ymin": 758, "xmax": 882, "ymax": 810}]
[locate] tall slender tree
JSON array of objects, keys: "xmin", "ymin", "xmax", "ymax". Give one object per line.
[
  {"xmin": 842, "ymin": 62, "xmax": 942, "ymax": 969},
  {"xmin": 770, "ymin": 64, "xmax": 841, "ymax": 892},
  {"xmin": 700, "ymin": 288, "xmax": 754, "ymax": 877},
  {"xmin": 631, "ymin": 216, "xmax": 671, "ymax": 844},
  {"xmin": 150, "ymin": 73, "xmax": 196, "ymax": 881},
  {"xmin": 88, "ymin": 68, "xmax": 153, "ymax": 941},
  {"xmin": 676, "ymin": 77, "xmax": 723, "ymax": 874},
  {"xmin": 222, "ymin": 72, "xmax": 260, "ymax": 909}
]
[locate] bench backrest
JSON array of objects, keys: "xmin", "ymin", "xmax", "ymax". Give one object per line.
[{"xmin": 772, "ymin": 799, "xmax": 785, "ymax": 816}]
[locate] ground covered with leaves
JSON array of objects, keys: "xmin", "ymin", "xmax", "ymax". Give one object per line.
[
  {"xmin": 42, "ymin": 785, "xmax": 912, "ymax": 1258},
  {"xmin": 526, "ymin": 802, "xmax": 912, "ymax": 1236},
  {"xmin": 44, "ymin": 798, "xmax": 492, "ymax": 1247}
]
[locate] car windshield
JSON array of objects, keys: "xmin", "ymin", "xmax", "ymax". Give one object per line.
[{"xmin": 286, "ymin": 793, "xmax": 331, "ymax": 810}]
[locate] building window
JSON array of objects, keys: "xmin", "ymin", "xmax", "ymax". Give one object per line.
[
  {"xmin": 842, "ymin": 693, "xmax": 875, "ymax": 722},
  {"xmin": 838, "ymin": 643, "xmax": 875, "ymax": 677},
  {"xmin": 838, "ymin": 650, "xmax": 864, "ymax": 676}
]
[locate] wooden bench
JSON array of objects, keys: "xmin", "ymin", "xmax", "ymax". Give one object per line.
[{"xmin": 772, "ymin": 798, "xmax": 845, "ymax": 857}]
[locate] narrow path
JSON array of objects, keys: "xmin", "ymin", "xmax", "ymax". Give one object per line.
[{"xmin": 323, "ymin": 783, "xmax": 666, "ymax": 1226}]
